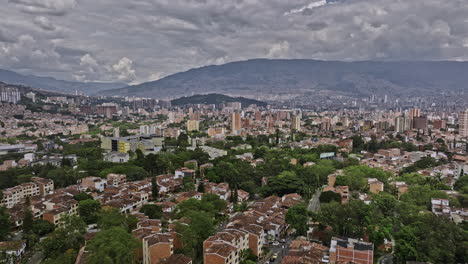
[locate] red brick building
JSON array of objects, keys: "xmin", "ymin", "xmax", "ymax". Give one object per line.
[{"xmin": 329, "ymin": 237, "xmax": 374, "ymax": 264}]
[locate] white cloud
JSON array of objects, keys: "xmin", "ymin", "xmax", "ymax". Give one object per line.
[
  {"xmin": 285, "ymin": 0, "xmax": 328, "ymax": 15},
  {"xmin": 79, "ymin": 54, "xmax": 98, "ymax": 72},
  {"xmin": 147, "ymin": 72, "xmax": 166, "ymax": 82},
  {"xmin": 1, "ymin": 0, "xmax": 468, "ymax": 83},
  {"xmin": 267, "ymin": 41, "xmax": 290, "ymax": 58},
  {"xmin": 112, "ymin": 57, "xmax": 136, "ymax": 82},
  {"xmin": 33, "ymin": 16, "xmax": 56, "ymax": 31}
]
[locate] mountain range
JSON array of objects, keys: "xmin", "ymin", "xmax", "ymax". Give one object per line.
[
  {"xmin": 100, "ymin": 59, "xmax": 468, "ymax": 99},
  {"xmin": 0, "ymin": 69, "xmax": 126, "ymax": 95},
  {"xmin": 170, "ymin": 94, "xmax": 267, "ymax": 107},
  {"xmin": 2, "ymin": 59, "xmax": 468, "ymax": 99}
]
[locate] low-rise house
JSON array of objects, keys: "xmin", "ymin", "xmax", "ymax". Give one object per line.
[
  {"xmin": 431, "ymin": 198, "xmax": 450, "ymax": 216},
  {"xmin": 368, "ymin": 178, "xmax": 384, "ymax": 194},
  {"xmin": 0, "ymin": 159, "xmax": 17, "ymax": 171},
  {"xmin": 280, "ymin": 193, "xmax": 302, "ymax": 208},
  {"xmin": 80, "ymin": 177, "xmax": 107, "ymax": 192},
  {"xmin": 203, "ymin": 241, "xmax": 238, "ymax": 264},
  {"xmin": 199, "ymin": 163, "xmax": 214, "ymax": 178},
  {"xmin": 175, "ymin": 191, "xmax": 203, "ymax": 203},
  {"xmin": 104, "ymin": 151, "xmax": 130, "ymax": 163},
  {"xmin": 156, "ymin": 201, "xmax": 176, "ymax": 213},
  {"xmin": 205, "ymin": 183, "xmax": 230, "ymax": 200},
  {"xmin": 0, "ymin": 240, "xmax": 26, "ymax": 263},
  {"xmin": 237, "ymin": 190, "xmax": 250, "ymax": 202},
  {"xmin": 323, "ymin": 186, "xmax": 349, "ymax": 203},
  {"xmin": 282, "ymin": 239, "xmax": 329, "ymax": 264},
  {"xmin": 392, "ymin": 181, "xmax": 408, "ymax": 199},
  {"xmin": 157, "ymin": 175, "xmax": 183, "ymax": 194},
  {"xmin": 106, "ymin": 173, "xmax": 127, "ymax": 187},
  {"xmin": 160, "ymin": 254, "xmax": 192, "ymax": 264},
  {"xmin": 175, "ymin": 167, "xmax": 196, "ymax": 180},
  {"xmin": 137, "ymin": 219, "xmax": 162, "ymax": 232}
]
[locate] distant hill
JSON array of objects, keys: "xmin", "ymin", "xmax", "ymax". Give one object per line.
[
  {"xmin": 0, "ymin": 69, "xmax": 126, "ymax": 95},
  {"xmin": 171, "ymin": 94, "xmax": 267, "ymax": 107},
  {"xmin": 100, "ymin": 59, "xmax": 468, "ymax": 98}
]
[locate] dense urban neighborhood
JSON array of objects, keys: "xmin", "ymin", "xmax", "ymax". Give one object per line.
[{"xmin": 0, "ymin": 83, "xmax": 466, "ymax": 264}]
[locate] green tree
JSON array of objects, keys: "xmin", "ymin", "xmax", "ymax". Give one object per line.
[
  {"xmin": 314, "ymin": 200, "xmax": 370, "ymax": 238},
  {"xmin": 151, "ymin": 177, "xmax": 159, "ymax": 200},
  {"xmin": 139, "ymin": 204, "xmax": 163, "ymax": 219},
  {"xmin": 0, "ymin": 207, "xmax": 11, "ymax": 240},
  {"xmin": 78, "ymin": 199, "xmax": 101, "ymax": 224},
  {"xmin": 41, "ymin": 215, "xmax": 86, "ymax": 259},
  {"xmin": 32, "ymin": 219, "xmax": 55, "ymax": 236},
  {"xmin": 87, "ymin": 227, "xmax": 140, "ymax": 264},
  {"xmin": 42, "ymin": 249, "xmax": 78, "ymax": 264},
  {"xmin": 240, "ymin": 248, "xmax": 258, "ymax": 263},
  {"xmin": 181, "ymin": 175, "xmax": 195, "ymax": 192},
  {"xmin": 99, "ymin": 165, "xmax": 148, "ymax": 181},
  {"xmin": 454, "ymin": 175, "xmax": 468, "ymax": 194},
  {"xmin": 175, "ymin": 211, "xmax": 215, "ymax": 262},
  {"xmin": 285, "ymin": 203, "xmax": 309, "ymax": 236},
  {"xmin": 319, "ymin": 191, "xmax": 342, "ymax": 204},
  {"xmin": 73, "ymin": 192, "xmax": 93, "ymax": 201},
  {"xmin": 401, "ymin": 185, "xmax": 449, "ymax": 209},
  {"xmin": 263, "ymin": 171, "xmax": 304, "ymax": 196},
  {"xmin": 23, "ymin": 201, "xmax": 34, "ymax": 235},
  {"xmin": 394, "ymin": 213, "xmax": 466, "ymax": 263},
  {"xmin": 336, "ymin": 165, "xmax": 390, "ymax": 191},
  {"xmin": 97, "ymin": 208, "xmax": 137, "ymax": 232}
]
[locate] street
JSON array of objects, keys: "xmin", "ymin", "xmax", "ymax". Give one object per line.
[
  {"xmin": 308, "ymin": 187, "xmax": 322, "ymax": 212},
  {"xmin": 258, "ymin": 237, "xmax": 293, "ymax": 264}
]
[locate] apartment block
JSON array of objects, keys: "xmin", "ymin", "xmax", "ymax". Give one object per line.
[
  {"xmin": 1, "ymin": 178, "xmax": 54, "ymax": 208},
  {"xmin": 143, "ymin": 233, "xmax": 174, "ymax": 264},
  {"xmin": 329, "ymin": 237, "xmax": 374, "ymax": 264}
]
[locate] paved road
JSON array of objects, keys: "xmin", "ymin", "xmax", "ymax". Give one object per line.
[
  {"xmin": 258, "ymin": 237, "xmax": 293, "ymax": 264},
  {"xmin": 308, "ymin": 188, "xmax": 322, "ymax": 212},
  {"xmin": 26, "ymin": 251, "xmax": 43, "ymax": 264},
  {"xmin": 379, "ymin": 254, "xmax": 394, "ymax": 264}
]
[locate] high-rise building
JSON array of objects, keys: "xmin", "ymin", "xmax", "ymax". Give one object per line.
[
  {"xmin": 291, "ymin": 115, "xmax": 301, "ymax": 131},
  {"xmin": 230, "ymin": 112, "xmax": 241, "ymax": 134},
  {"xmin": 0, "ymin": 86, "xmax": 21, "ymax": 104},
  {"xmin": 190, "ymin": 112, "xmax": 201, "ymax": 121},
  {"xmin": 433, "ymin": 120, "xmax": 446, "ymax": 130},
  {"xmin": 113, "ymin": 127, "xmax": 120, "ymax": 138},
  {"xmin": 140, "ymin": 125, "xmax": 150, "ymax": 135},
  {"xmin": 395, "ymin": 116, "xmax": 406, "ymax": 133},
  {"xmin": 255, "ymin": 111, "xmax": 262, "ymax": 121},
  {"xmin": 186, "ymin": 120, "xmax": 200, "ymax": 132},
  {"xmin": 413, "ymin": 116, "xmax": 428, "ymax": 130},
  {"xmin": 460, "ymin": 109, "xmax": 468, "ymax": 137},
  {"xmin": 409, "ymin": 108, "xmax": 421, "ymax": 118}
]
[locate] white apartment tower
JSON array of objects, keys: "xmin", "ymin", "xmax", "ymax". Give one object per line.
[{"xmin": 460, "ymin": 109, "xmax": 468, "ymax": 137}]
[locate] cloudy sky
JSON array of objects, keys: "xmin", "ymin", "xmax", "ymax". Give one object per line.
[{"xmin": 1, "ymin": 0, "xmax": 468, "ymax": 84}]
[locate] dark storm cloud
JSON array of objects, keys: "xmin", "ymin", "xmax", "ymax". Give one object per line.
[{"xmin": 0, "ymin": 0, "xmax": 468, "ymax": 83}]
